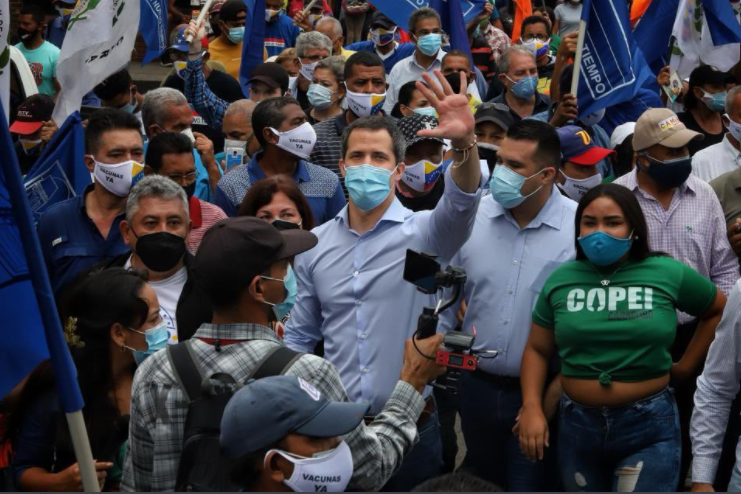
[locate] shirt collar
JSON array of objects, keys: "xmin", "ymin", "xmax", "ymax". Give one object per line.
[
  {"xmin": 722, "ymin": 134, "xmax": 741, "ymax": 157},
  {"xmin": 623, "ymin": 167, "xmax": 696, "ymax": 196},
  {"xmin": 410, "ymin": 49, "xmax": 445, "ymax": 70},
  {"xmin": 247, "ymin": 151, "xmax": 311, "ymax": 183},
  {"xmin": 335, "ymin": 196, "xmax": 408, "ymax": 230},
  {"xmin": 193, "ymin": 323, "xmax": 281, "ymax": 343},
  {"xmin": 486, "ymin": 185, "xmax": 568, "ymax": 230}
]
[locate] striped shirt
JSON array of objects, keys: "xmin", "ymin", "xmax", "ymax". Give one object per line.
[
  {"xmin": 186, "ymin": 197, "xmax": 227, "ymax": 254},
  {"xmin": 691, "ymin": 279, "xmax": 741, "ymax": 484},
  {"xmin": 121, "ymin": 324, "xmax": 424, "ymax": 492},
  {"xmin": 614, "ymin": 170, "xmax": 738, "ymax": 323}
]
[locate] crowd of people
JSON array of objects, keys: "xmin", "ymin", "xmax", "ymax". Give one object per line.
[{"xmin": 3, "ymin": 0, "xmax": 741, "ymax": 491}]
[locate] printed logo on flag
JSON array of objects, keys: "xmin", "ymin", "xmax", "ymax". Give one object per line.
[{"xmin": 23, "ymin": 160, "xmax": 77, "ymax": 222}]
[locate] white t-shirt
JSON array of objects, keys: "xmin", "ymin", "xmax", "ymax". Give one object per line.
[{"xmin": 125, "ymin": 257, "xmax": 187, "ymax": 344}]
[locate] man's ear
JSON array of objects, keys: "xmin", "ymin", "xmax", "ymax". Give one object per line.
[
  {"xmin": 248, "ymin": 275, "xmax": 266, "ymax": 304},
  {"xmin": 143, "ymin": 164, "xmax": 155, "ymax": 176},
  {"xmin": 339, "ymin": 159, "xmax": 346, "ymax": 178},
  {"xmin": 120, "ymin": 220, "xmax": 132, "ymax": 247},
  {"xmin": 263, "ymin": 127, "xmax": 279, "ymax": 145},
  {"xmin": 264, "ymin": 452, "xmax": 288, "ymax": 484},
  {"xmin": 293, "ymin": 57, "xmax": 301, "ymax": 71},
  {"xmin": 84, "ymin": 154, "xmax": 96, "ymax": 173}
]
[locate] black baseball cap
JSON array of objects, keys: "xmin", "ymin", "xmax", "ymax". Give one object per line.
[
  {"xmin": 689, "ymin": 65, "xmax": 735, "ymax": 87},
  {"xmin": 370, "ymin": 11, "xmax": 395, "ymax": 30},
  {"xmin": 10, "ymin": 94, "xmax": 55, "ymax": 134},
  {"xmin": 193, "ymin": 217, "xmax": 317, "ymax": 298},
  {"xmin": 249, "ymin": 62, "xmax": 289, "ymax": 91},
  {"xmin": 398, "ymin": 114, "xmax": 444, "ymax": 148},
  {"xmin": 220, "ymin": 375, "xmax": 369, "ymax": 459},
  {"xmin": 218, "ymin": 0, "xmax": 246, "ymax": 22},
  {"xmin": 474, "ymin": 102, "xmax": 514, "ymax": 131}
]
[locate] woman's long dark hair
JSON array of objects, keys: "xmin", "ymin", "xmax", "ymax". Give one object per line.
[
  {"xmin": 574, "ymin": 184, "xmax": 662, "ymax": 262},
  {"xmin": 0, "ymin": 268, "xmax": 150, "ymax": 465},
  {"xmin": 391, "ymin": 81, "xmax": 427, "ymax": 119}
]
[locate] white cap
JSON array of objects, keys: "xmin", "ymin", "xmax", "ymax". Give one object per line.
[{"xmin": 610, "ymin": 122, "xmax": 636, "ymax": 149}]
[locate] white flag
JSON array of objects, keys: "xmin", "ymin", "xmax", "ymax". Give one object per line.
[
  {"xmin": 0, "ymin": 0, "xmax": 10, "ymax": 121},
  {"xmin": 52, "ymin": 0, "xmax": 139, "ymax": 125},
  {"xmin": 670, "ymin": 0, "xmax": 741, "ymax": 79}
]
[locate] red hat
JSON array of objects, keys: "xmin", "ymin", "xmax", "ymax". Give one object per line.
[
  {"xmin": 557, "ymin": 125, "xmax": 615, "ymax": 166},
  {"xmin": 10, "ymin": 94, "xmax": 55, "ymax": 135}
]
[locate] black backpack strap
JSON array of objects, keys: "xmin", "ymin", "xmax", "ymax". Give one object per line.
[
  {"xmin": 250, "ymin": 346, "xmax": 304, "ymax": 381},
  {"xmin": 167, "ymin": 341, "xmax": 205, "ymax": 403}
]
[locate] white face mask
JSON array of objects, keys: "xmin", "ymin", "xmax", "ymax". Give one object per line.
[
  {"xmin": 344, "ymin": 83, "xmax": 386, "ymax": 117},
  {"xmin": 269, "ymin": 122, "xmax": 317, "ymax": 160},
  {"xmin": 267, "ymin": 441, "xmax": 354, "ymax": 493},
  {"xmin": 181, "ymin": 127, "xmax": 195, "ymax": 143},
  {"xmin": 402, "ymin": 159, "xmax": 443, "ymax": 193},
  {"xmin": 92, "ymin": 158, "xmax": 145, "ymax": 197},
  {"xmin": 299, "ymin": 60, "xmax": 319, "ymax": 81},
  {"xmin": 724, "ymin": 113, "xmax": 741, "ymax": 141},
  {"xmin": 224, "ymin": 138, "xmax": 247, "ymax": 152},
  {"xmin": 557, "ymin": 169, "xmax": 602, "ymax": 202}
]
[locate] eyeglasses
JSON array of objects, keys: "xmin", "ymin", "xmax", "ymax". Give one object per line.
[
  {"xmin": 477, "ymin": 102, "xmax": 510, "ymax": 113},
  {"xmin": 522, "ymin": 34, "xmax": 549, "ymax": 42},
  {"xmin": 166, "ymin": 171, "xmax": 197, "ymax": 184}
]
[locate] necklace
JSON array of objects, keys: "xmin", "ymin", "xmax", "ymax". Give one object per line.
[{"xmin": 589, "ymin": 261, "xmax": 626, "ymax": 286}]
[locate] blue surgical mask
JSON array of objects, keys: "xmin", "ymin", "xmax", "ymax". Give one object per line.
[
  {"xmin": 578, "ymin": 230, "xmax": 633, "ymax": 266},
  {"xmin": 417, "ymin": 33, "xmax": 442, "ymax": 56},
  {"xmin": 227, "ymin": 26, "xmax": 245, "ymax": 43},
  {"xmin": 488, "ymin": 164, "xmax": 544, "ymax": 208},
  {"xmin": 261, "ymin": 264, "xmax": 298, "ymax": 321},
  {"xmin": 413, "ymin": 106, "xmax": 438, "ymax": 118},
  {"xmin": 127, "ymin": 320, "xmax": 169, "ymax": 365},
  {"xmin": 307, "ymin": 83, "xmax": 335, "ymax": 110},
  {"xmin": 121, "ymin": 91, "xmax": 137, "ymax": 114},
  {"xmin": 506, "ymin": 75, "xmax": 538, "ymax": 100},
  {"xmin": 701, "ymin": 89, "xmax": 727, "ymax": 112},
  {"xmin": 344, "ymin": 163, "xmax": 396, "ymax": 211}
]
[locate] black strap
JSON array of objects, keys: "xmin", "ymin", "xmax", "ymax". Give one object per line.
[
  {"xmin": 251, "ymin": 346, "xmax": 303, "ymax": 381},
  {"xmin": 168, "ymin": 341, "xmax": 203, "ymax": 403}
]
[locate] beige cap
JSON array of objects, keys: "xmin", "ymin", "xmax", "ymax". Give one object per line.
[{"xmin": 632, "ymin": 108, "xmax": 703, "ymax": 151}]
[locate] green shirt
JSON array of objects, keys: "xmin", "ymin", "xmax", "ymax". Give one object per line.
[{"xmin": 532, "ymin": 256, "xmax": 716, "ymax": 385}]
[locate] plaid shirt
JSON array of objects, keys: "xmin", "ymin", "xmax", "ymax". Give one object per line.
[
  {"xmin": 183, "ymin": 57, "xmax": 229, "ymax": 130},
  {"xmin": 481, "ymin": 25, "xmax": 511, "ymax": 66},
  {"xmin": 121, "ymin": 323, "xmax": 424, "ymax": 492},
  {"xmin": 614, "ymin": 170, "xmax": 738, "ymax": 323}
]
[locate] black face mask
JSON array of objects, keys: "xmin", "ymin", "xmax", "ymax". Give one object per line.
[
  {"xmin": 182, "ymin": 182, "xmax": 196, "ymax": 199},
  {"xmin": 637, "ymin": 154, "xmax": 692, "ymax": 189},
  {"xmin": 133, "ymin": 230, "xmax": 186, "ymax": 272},
  {"xmin": 17, "ymin": 27, "xmax": 36, "ymax": 42},
  {"xmin": 271, "ymin": 219, "xmax": 300, "ymax": 231},
  {"xmin": 477, "ymin": 147, "xmax": 498, "ymax": 174}
]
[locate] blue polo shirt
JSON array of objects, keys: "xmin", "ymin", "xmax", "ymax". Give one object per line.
[
  {"xmin": 264, "ymin": 15, "xmax": 300, "ymax": 58},
  {"xmin": 214, "ymin": 151, "xmax": 346, "ymax": 224},
  {"xmin": 344, "ymin": 41, "xmax": 416, "ymax": 74},
  {"xmin": 38, "ymin": 185, "xmax": 130, "ymax": 295}
]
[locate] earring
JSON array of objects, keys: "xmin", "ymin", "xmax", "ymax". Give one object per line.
[{"xmin": 120, "ymin": 344, "xmax": 126, "ymax": 353}]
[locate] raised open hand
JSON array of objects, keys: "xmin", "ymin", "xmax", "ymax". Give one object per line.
[{"xmin": 416, "ymin": 70, "xmax": 475, "ymax": 147}]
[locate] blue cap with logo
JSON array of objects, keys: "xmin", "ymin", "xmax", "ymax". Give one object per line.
[
  {"xmin": 168, "ymin": 25, "xmax": 189, "ymax": 53},
  {"xmin": 556, "ymin": 125, "xmax": 615, "ymax": 166},
  {"xmin": 220, "ymin": 375, "xmax": 370, "ymax": 459}
]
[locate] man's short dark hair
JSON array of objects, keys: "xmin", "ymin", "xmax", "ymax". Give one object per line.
[
  {"xmin": 442, "ymin": 50, "xmax": 471, "ymax": 68},
  {"xmin": 344, "ymin": 51, "xmax": 384, "ymax": 81},
  {"xmin": 506, "ymin": 119, "xmax": 561, "ymax": 170},
  {"xmin": 408, "ymin": 7, "xmax": 440, "ymax": 34},
  {"xmin": 93, "ymin": 69, "xmax": 133, "ymax": 102},
  {"xmin": 521, "ymin": 15, "xmax": 552, "ymax": 36},
  {"xmin": 251, "ymin": 97, "xmax": 302, "ymax": 148},
  {"xmin": 85, "ymin": 109, "xmax": 143, "ymax": 154},
  {"xmin": 412, "ymin": 471, "xmax": 503, "ymax": 492},
  {"xmin": 20, "ymin": 4, "xmax": 45, "ymax": 24},
  {"xmin": 145, "ymin": 132, "xmax": 194, "ymax": 172},
  {"xmin": 341, "ymin": 116, "xmax": 406, "ymax": 164}
]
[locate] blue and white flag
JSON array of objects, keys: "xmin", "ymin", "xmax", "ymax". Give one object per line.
[
  {"xmin": 0, "ymin": 99, "xmax": 84, "ymax": 412},
  {"xmin": 430, "ymin": 0, "xmax": 472, "ymax": 58},
  {"xmin": 370, "ymin": 0, "xmax": 485, "ymax": 35},
  {"xmin": 23, "ymin": 112, "xmax": 90, "ymax": 223},
  {"xmin": 577, "ymin": 0, "xmax": 652, "ymax": 118},
  {"xmin": 238, "ymin": 0, "xmax": 266, "ymax": 97},
  {"xmin": 139, "ymin": 0, "xmax": 169, "ymax": 64},
  {"xmin": 633, "ymin": 0, "xmax": 680, "ymax": 68}
]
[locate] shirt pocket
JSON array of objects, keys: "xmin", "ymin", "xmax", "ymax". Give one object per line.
[
  {"xmin": 524, "ymin": 258, "xmax": 565, "ymax": 297},
  {"xmin": 668, "ymin": 223, "xmax": 711, "ymax": 271}
]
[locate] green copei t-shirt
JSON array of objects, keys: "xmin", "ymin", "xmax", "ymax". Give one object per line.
[{"xmin": 532, "ymin": 256, "xmax": 716, "ymax": 385}]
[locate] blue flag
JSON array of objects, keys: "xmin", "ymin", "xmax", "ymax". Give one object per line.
[
  {"xmin": 139, "ymin": 0, "xmax": 170, "ymax": 64},
  {"xmin": 429, "ymin": 0, "xmax": 472, "ymax": 58},
  {"xmin": 370, "ymin": 0, "xmax": 485, "ymax": 36},
  {"xmin": 702, "ymin": 0, "xmax": 741, "ymax": 46},
  {"xmin": 0, "ymin": 100, "xmax": 84, "ymax": 412},
  {"xmin": 633, "ymin": 0, "xmax": 680, "ymax": 67},
  {"xmin": 238, "ymin": 0, "xmax": 267, "ymax": 97},
  {"xmin": 577, "ymin": 0, "xmax": 653, "ymax": 118},
  {"xmin": 23, "ymin": 112, "xmax": 89, "ymax": 224}
]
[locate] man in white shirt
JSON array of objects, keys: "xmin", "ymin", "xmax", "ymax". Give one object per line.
[
  {"xmin": 692, "ymin": 85, "xmax": 741, "ymax": 182},
  {"xmin": 384, "ymin": 8, "xmax": 445, "ymax": 113}
]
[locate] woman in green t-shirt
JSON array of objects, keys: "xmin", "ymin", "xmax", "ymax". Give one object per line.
[{"xmin": 517, "ymin": 183, "xmax": 726, "ymax": 492}]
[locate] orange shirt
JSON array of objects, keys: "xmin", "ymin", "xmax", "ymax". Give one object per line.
[{"xmin": 207, "ymin": 38, "xmax": 243, "ymax": 80}]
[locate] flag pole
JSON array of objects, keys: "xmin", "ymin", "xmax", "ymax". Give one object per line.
[
  {"xmin": 570, "ymin": 19, "xmax": 587, "ymax": 98},
  {"xmin": 0, "ymin": 108, "xmax": 100, "ymax": 492},
  {"xmin": 185, "ymin": 0, "xmax": 214, "ymax": 43}
]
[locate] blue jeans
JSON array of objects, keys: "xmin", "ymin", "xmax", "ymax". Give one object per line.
[
  {"xmin": 558, "ymin": 388, "xmax": 681, "ymax": 492},
  {"xmin": 458, "ymin": 371, "xmax": 557, "ymax": 491},
  {"xmin": 380, "ymin": 407, "xmax": 443, "ymax": 491}
]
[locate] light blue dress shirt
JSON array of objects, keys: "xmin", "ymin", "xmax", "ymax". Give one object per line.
[
  {"xmin": 439, "ymin": 187, "xmax": 577, "ymax": 376},
  {"xmin": 285, "ymin": 169, "xmax": 483, "ymax": 414}
]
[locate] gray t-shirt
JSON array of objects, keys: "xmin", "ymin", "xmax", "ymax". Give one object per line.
[{"xmin": 555, "ymin": 2, "xmax": 582, "ymax": 36}]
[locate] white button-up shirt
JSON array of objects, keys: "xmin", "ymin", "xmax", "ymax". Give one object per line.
[
  {"xmin": 692, "ymin": 134, "xmax": 741, "ymax": 182},
  {"xmin": 384, "ymin": 49, "xmax": 445, "ymax": 113}
]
